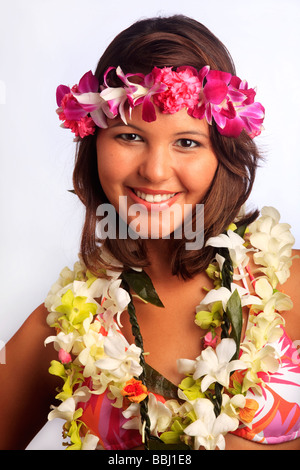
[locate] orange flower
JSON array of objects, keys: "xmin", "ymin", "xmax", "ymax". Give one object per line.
[
  {"xmin": 239, "ymin": 399, "xmax": 259, "ymax": 423},
  {"xmin": 228, "ymin": 370, "xmax": 246, "ymax": 394},
  {"xmin": 121, "ymin": 378, "xmax": 148, "ymax": 403}
]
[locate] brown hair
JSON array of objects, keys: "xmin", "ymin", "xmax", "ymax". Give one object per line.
[{"xmin": 73, "ymin": 15, "xmax": 262, "ymax": 279}]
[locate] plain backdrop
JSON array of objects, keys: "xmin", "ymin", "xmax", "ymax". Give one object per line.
[{"xmin": 0, "ymin": 0, "xmax": 299, "ymax": 450}]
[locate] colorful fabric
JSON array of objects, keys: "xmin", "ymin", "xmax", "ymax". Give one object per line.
[
  {"xmin": 78, "ymin": 378, "xmax": 143, "ymax": 450},
  {"xmin": 232, "ymin": 327, "xmax": 300, "ymax": 444}
]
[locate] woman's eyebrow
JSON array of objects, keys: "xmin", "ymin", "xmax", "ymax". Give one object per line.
[
  {"xmin": 108, "ymin": 122, "xmax": 143, "ymax": 132},
  {"xmin": 173, "ymin": 130, "xmax": 209, "ymax": 139}
]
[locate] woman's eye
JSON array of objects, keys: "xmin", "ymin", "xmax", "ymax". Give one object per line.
[
  {"xmin": 118, "ymin": 133, "xmax": 142, "ymax": 142},
  {"xmin": 176, "ymin": 139, "xmax": 200, "ymax": 148}
]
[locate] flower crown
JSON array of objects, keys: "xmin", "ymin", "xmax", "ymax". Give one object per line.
[{"xmin": 56, "ymin": 65, "xmax": 265, "ymax": 139}]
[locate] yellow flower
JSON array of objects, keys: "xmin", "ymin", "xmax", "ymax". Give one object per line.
[{"xmin": 56, "ymin": 290, "xmax": 97, "ymax": 332}]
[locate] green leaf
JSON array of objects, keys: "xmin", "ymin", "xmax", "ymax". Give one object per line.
[
  {"xmin": 148, "ymin": 436, "xmax": 190, "ymax": 450},
  {"xmin": 49, "ymin": 360, "xmax": 67, "ymax": 379},
  {"xmin": 234, "ymin": 223, "xmax": 248, "ymax": 239},
  {"xmin": 144, "ymin": 363, "xmax": 178, "ymax": 399},
  {"xmin": 219, "ymin": 247, "xmax": 233, "ymax": 290},
  {"xmin": 226, "ymin": 289, "xmax": 243, "ymax": 359},
  {"xmin": 121, "ymin": 270, "xmax": 164, "ymax": 307}
]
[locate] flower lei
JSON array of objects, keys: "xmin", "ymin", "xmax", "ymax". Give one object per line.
[
  {"xmin": 56, "ymin": 65, "xmax": 265, "ymax": 139},
  {"xmin": 45, "ymin": 207, "xmax": 295, "ymax": 450}
]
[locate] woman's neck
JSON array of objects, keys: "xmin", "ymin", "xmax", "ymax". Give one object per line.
[{"xmin": 144, "ymin": 238, "xmax": 175, "ymax": 281}]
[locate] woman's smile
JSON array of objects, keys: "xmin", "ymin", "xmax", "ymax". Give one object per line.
[{"xmin": 127, "ymin": 186, "xmax": 181, "ymax": 211}]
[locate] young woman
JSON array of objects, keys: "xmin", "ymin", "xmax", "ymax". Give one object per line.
[{"xmin": 1, "ymin": 15, "xmax": 300, "ymax": 451}]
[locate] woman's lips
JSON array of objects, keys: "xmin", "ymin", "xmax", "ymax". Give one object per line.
[{"xmin": 127, "ymin": 187, "xmax": 181, "ymax": 210}]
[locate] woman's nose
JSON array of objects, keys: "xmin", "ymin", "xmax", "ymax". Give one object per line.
[{"xmin": 138, "ymin": 145, "xmax": 173, "ymax": 183}]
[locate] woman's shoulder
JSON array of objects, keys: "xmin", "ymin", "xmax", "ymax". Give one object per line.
[
  {"xmin": 281, "ymin": 249, "xmax": 300, "ymax": 338},
  {"xmin": 8, "ymin": 302, "xmax": 58, "ymax": 371},
  {"xmin": 0, "ymin": 303, "xmax": 60, "ymax": 449},
  {"xmin": 286, "ymin": 249, "xmax": 300, "ymax": 290},
  {"xmin": 280, "ymin": 248, "xmax": 300, "ymax": 308}
]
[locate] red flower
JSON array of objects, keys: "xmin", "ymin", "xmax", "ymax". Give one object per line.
[{"xmin": 121, "ymin": 378, "xmax": 148, "ymax": 403}]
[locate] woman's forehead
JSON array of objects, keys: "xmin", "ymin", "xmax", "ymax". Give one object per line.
[{"xmin": 106, "ymin": 105, "xmax": 210, "ymax": 138}]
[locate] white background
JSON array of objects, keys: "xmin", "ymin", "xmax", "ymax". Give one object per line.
[{"xmin": 0, "ymin": 0, "xmax": 299, "ymax": 449}]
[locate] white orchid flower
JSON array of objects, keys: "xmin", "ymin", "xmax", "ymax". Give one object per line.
[
  {"xmin": 249, "ymin": 207, "xmax": 294, "ymax": 252},
  {"xmin": 196, "ymin": 283, "xmax": 261, "ymax": 312},
  {"xmin": 253, "ymin": 252, "xmax": 293, "ymax": 288},
  {"xmin": 95, "ymin": 333, "xmax": 143, "ymax": 381},
  {"xmin": 44, "ymin": 330, "xmax": 78, "ymax": 352},
  {"xmin": 206, "ymin": 229, "xmax": 252, "ymax": 268},
  {"xmin": 250, "ymin": 278, "xmax": 292, "ymax": 332},
  {"xmin": 122, "ymin": 402, "xmax": 140, "ymax": 430},
  {"xmin": 100, "ymin": 277, "xmax": 131, "ymax": 326},
  {"xmin": 193, "ymin": 338, "xmax": 247, "ymax": 391},
  {"xmin": 249, "ymin": 206, "xmax": 295, "ymax": 287},
  {"xmin": 221, "ymin": 393, "xmax": 246, "ymax": 420},
  {"xmin": 246, "ymin": 315, "xmax": 284, "ymax": 350},
  {"xmin": 74, "ymin": 325, "xmax": 105, "ymax": 378},
  {"xmin": 108, "ymin": 279, "xmax": 131, "ymax": 311},
  {"xmin": 184, "ymin": 398, "xmax": 238, "ymax": 450},
  {"xmin": 48, "ymin": 386, "xmax": 91, "ymax": 422},
  {"xmin": 80, "ymin": 432, "xmax": 100, "ymax": 450},
  {"xmin": 122, "ymin": 393, "xmax": 172, "ymax": 437},
  {"xmin": 147, "ymin": 393, "xmax": 173, "ymax": 436},
  {"xmin": 253, "ymin": 278, "xmax": 293, "ymax": 313}
]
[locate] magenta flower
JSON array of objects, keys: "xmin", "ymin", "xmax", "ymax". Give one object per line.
[
  {"xmin": 188, "ymin": 69, "xmax": 265, "ymax": 138},
  {"xmin": 56, "ymin": 71, "xmax": 100, "ymax": 137},
  {"xmin": 204, "ymin": 71, "xmax": 264, "ymax": 137},
  {"xmin": 153, "ymin": 66, "xmax": 202, "ymax": 114},
  {"xmin": 137, "ymin": 67, "xmax": 168, "ymax": 122}
]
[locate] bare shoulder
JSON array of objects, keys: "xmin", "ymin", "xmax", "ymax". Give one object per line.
[
  {"xmin": 282, "ymin": 249, "xmax": 300, "ymax": 307},
  {"xmin": 280, "ymin": 249, "xmax": 300, "ymax": 341},
  {"xmin": 8, "ymin": 303, "xmax": 55, "ymax": 359},
  {"xmin": 0, "ymin": 304, "xmax": 60, "ymax": 449}
]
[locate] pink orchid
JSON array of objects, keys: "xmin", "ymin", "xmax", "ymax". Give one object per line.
[
  {"xmin": 138, "ymin": 68, "xmax": 168, "ymax": 122},
  {"xmin": 204, "ymin": 71, "xmax": 265, "ymax": 137},
  {"xmin": 188, "ymin": 69, "xmax": 265, "ymax": 138},
  {"xmin": 99, "ymin": 66, "xmax": 144, "ymax": 124}
]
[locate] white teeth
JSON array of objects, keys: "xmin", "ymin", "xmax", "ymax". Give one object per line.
[{"xmin": 135, "ymin": 190, "xmax": 176, "ymax": 202}]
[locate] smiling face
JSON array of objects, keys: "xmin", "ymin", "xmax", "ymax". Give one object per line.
[{"xmin": 96, "ymin": 106, "xmax": 218, "ymax": 239}]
